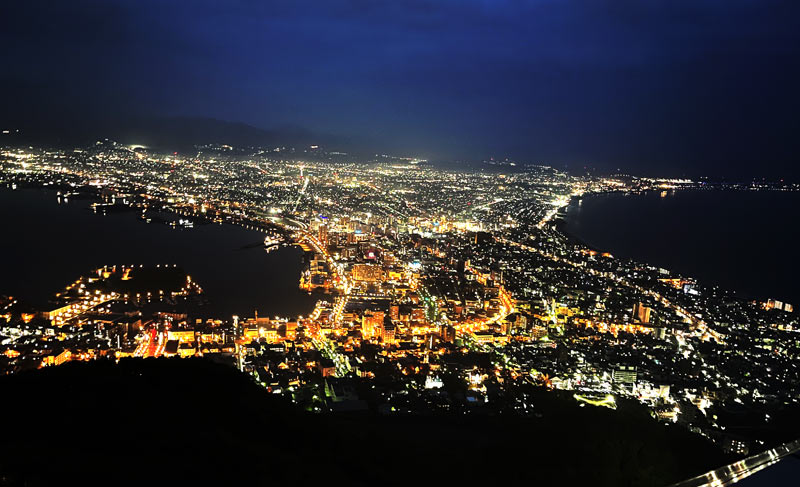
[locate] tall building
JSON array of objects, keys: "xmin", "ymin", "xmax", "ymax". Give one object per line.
[
  {"xmin": 632, "ymin": 302, "xmax": 652, "ymax": 324},
  {"xmin": 612, "ymin": 365, "xmax": 637, "ymax": 392},
  {"xmin": 441, "ymin": 324, "xmax": 456, "ymax": 343},
  {"xmin": 503, "ymin": 313, "xmax": 527, "ymax": 335},
  {"xmin": 381, "ymin": 316, "xmax": 396, "ymax": 344},
  {"xmin": 318, "ymin": 224, "xmax": 328, "ymax": 246},
  {"xmin": 362, "ymin": 310, "xmax": 384, "ymax": 339}
]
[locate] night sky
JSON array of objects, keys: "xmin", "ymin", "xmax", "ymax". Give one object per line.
[{"xmin": 3, "ymin": 0, "xmax": 799, "ymax": 179}]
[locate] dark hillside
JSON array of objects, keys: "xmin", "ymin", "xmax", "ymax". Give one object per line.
[{"xmin": 0, "ymin": 359, "xmax": 730, "ymax": 486}]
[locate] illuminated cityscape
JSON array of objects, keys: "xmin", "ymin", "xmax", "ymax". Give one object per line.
[
  {"xmin": 3, "ymin": 1, "xmax": 800, "ymax": 485},
  {"xmin": 1, "ymin": 144, "xmax": 798, "ymax": 480}
]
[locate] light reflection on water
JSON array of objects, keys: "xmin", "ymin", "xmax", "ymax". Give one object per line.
[{"xmin": 0, "ymin": 187, "xmax": 316, "ymax": 319}]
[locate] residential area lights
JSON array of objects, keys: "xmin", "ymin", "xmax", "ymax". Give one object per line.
[{"xmin": 0, "ymin": 144, "xmax": 797, "ymax": 457}]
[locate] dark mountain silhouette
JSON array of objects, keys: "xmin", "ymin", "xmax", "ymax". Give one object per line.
[{"xmin": 2, "ymin": 115, "xmax": 346, "ymax": 152}]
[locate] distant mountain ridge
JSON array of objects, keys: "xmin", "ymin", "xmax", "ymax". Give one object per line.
[
  {"xmin": 3, "ymin": 115, "xmax": 343, "ymax": 152},
  {"xmin": 105, "ymin": 116, "xmax": 322, "ymax": 151}
]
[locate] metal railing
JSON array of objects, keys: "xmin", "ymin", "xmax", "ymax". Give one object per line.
[{"xmin": 668, "ymin": 438, "xmax": 800, "ymax": 487}]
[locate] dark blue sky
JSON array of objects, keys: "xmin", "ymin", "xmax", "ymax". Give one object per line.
[{"xmin": 3, "ymin": 0, "xmax": 799, "ymax": 178}]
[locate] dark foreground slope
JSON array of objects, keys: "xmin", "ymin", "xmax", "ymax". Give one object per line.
[{"xmin": 0, "ymin": 359, "xmax": 729, "ymax": 487}]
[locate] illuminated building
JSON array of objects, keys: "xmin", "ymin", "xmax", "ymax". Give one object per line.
[
  {"xmin": 261, "ymin": 329, "xmax": 279, "ymax": 342},
  {"xmin": 178, "ymin": 342, "xmax": 196, "ymax": 358},
  {"xmin": 244, "ymin": 325, "xmax": 260, "ymax": 340},
  {"xmin": 352, "ymin": 264, "xmax": 383, "ymax": 282},
  {"xmin": 722, "ymin": 437, "xmax": 750, "ymax": 456},
  {"xmin": 42, "ymin": 302, "xmax": 79, "ymax": 322},
  {"xmin": 632, "ymin": 302, "xmax": 651, "ymax": 324},
  {"xmin": 282, "ymin": 322, "xmax": 297, "ymax": 340},
  {"xmin": 380, "ymin": 316, "xmax": 396, "ymax": 344},
  {"xmin": 764, "ymin": 299, "xmax": 794, "ymax": 313},
  {"xmin": 318, "ymin": 224, "xmax": 328, "ymax": 246},
  {"xmin": 168, "ymin": 329, "xmax": 195, "ymax": 342},
  {"xmin": 424, "ymin": 375, "xmax": 444, "ymax": 389},
  {"xmin": 362, "ymin": 310, "xmax": 384, "ymax": 339},
  {"xmin": 41, "ymin": 349, "xmax": 71, "ymax": 367},
  {"xmin": 441, "ymin": 325, "xmax": 456, "ymax": 343},
  {"xmin": 473, "ymin": 331, "xmax": 495, "ymax": 344},
  {"xmin": 612, "ymin": 365, "xmax": 637, "ymax": 392},
  {"xmin": 530, "ymin": 326, "xmax": 547, "ymax": 340}
]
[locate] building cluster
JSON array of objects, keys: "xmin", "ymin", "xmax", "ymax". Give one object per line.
[{"xmin": 1, "ymin": 142, "xmax": 798, "ymax": 454}]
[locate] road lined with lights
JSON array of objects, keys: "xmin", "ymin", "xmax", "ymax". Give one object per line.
[
  {"xmin": 290, "ymin": 228, "xmax": 353, "ymax": 376},
  {"xmin": 496, "ymin": 236, "xmax": 725, "ymax": 344}
]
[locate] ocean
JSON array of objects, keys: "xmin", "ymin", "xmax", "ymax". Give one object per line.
[
  {"xmin": 0, "ymin": 187, "xmax": 316, "ymax": 319},
  {"xmin": 563, "ymin": 189, "xmax": 800, "ymax": 307}
]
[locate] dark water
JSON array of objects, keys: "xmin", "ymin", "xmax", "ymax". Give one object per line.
[
  {"xmin": 563, "ymin": 189, "xmax": 800, "ymax": 305},
  {"xmin": 0, "ymin": 187, "xmax": 316, "ymax": 319},
  {"xmin": 739, "ymin": 456, "xmax": 800, "ymax": 486}
]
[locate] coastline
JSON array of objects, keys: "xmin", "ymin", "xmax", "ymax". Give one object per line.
[
  {"xmin": 0, "ymin": 185, "xmax": 317, "ymax": 320},
  {"xmin": 552, "ymin": 191, "xmax": 624, "ymax": 253},
  {"xmin": 556, "ymin": 188, "xmax": 799, "ymax": 305}
]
